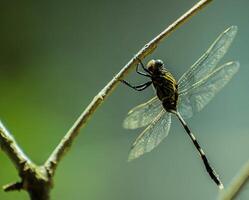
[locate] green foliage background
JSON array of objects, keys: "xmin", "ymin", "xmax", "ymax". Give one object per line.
[{"xmin": 0, "ymin": 0, "xmax": 249, "ymax": 199}]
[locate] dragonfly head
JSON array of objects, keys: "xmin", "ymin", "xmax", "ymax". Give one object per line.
[{"xmin": 147, "ymin": 59, "xmax": 164, "ymax": 74}]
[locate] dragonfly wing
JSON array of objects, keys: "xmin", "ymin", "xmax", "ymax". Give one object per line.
[
  {"xmin": 123, "ymin": 96, "xmax": 162, "ymax": 129},
  {"xmin": 178, "ymin": 61, "xmax": 239, "ymax": 119},
  {"xmin": 128, "ymin": 110, "xmax": 171, "ymax": 161},
  {"xmin": 178, "ymin": 26, "xmax": 237, "ymax": 92}
]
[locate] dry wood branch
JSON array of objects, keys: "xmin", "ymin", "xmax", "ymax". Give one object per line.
[
  {"xmin": 45, "ymin": 0, "xmax": 213, "ymax": 176},
  {"xmin": 0, "ymin": 121, "xmax": 32, "ymax": 172},
  {"xmin": 219, "ymin": 160, "xmax": 249, "ymax": 200},
  {"xmin": 0, "ymin": 0, "xmax": 213, "ymax": 199},
  {"xmin": 0, "ymin": 121, "xmax": 52, "ymax": 199}
]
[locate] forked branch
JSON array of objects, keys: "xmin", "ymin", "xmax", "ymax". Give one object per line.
[{"xmin": 0, "ymin": 0, "xmax": 213, "ymax": 199}]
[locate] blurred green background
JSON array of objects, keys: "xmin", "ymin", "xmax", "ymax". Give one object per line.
[{"xmin": 0, "ymin": 0, "xmax": 249, "ymax": 199}]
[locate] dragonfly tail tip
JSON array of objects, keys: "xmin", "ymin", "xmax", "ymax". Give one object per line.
[{"xmin": 218, "ymin": 183, "xmax": 224, "ymax": 190}]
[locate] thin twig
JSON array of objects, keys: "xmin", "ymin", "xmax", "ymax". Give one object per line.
[
  {"xmin": 0, "ymin": 121, "xmax": 32, "ymax": 172},
  {"xmin": 45, "ymin": 0, "xmax": 213, "ymax": 176},
  {"xmin": 219, "ymin": 160, "xmax": 249, "ymax": 200}
]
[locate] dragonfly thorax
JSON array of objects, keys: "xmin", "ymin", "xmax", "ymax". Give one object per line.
[{"xmin": 149, "ymin": 61, "xmax": 178, "ymax": 112}]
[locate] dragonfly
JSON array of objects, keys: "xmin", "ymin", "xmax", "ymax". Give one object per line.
[{"xmin": 121, "ymin": 26, "xmax": 239, "ymax": 189}]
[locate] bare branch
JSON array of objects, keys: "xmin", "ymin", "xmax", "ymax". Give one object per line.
[
  {"xmin": 3, "ymin": 181, "xmax": 23, "ymax": 192},
  {"xmin": 0, "ymin": 1, "xmax": 214, "ymax": 199},
  {"xmin": 219, "ymin": 160, "xmax": 249, "ymax": 200},
  {"xmin": 45, "ymin": 0, "xmax": 213, "ymax": 176},
  {"xmin": 0, "ymin": 121, "xmax": 32, "ymax": 172}
]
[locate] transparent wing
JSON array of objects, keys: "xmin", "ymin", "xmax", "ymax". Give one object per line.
[
  {"xmin": 123, "ymin": 96, "xmax": 163, "ymax": 129},
  {"xmin": 128, "ymin": 110, "xmax": 171, "ymax": 161},
  {"xmin": 178, "ymin": 26, "xmax": 237, "ymax": 92},
  {"xmin": 178, "ymin": 61, "xmax": 239, "ymax": 119}
]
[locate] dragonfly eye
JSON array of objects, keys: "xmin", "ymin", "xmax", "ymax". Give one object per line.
[
  {"xmin": 155, "ymin": 59, "xmax": 164, "ymax": 68},
  {"xmin": 147, "ymin": 60, "xmax": 163, "ymax": 73},
  {"xmin": 147, "ymin": 59, "xmax": 156, "ymax": 72},
  {"xmin": 147, "ymin": 59, "xmax": 164, "ymax": 73}
]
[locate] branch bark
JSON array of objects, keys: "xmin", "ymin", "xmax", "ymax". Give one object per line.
[
  {"xmin": 219, "ymin": 160, "xmax": 249, "ymax": 200},
  {"xmin": 0, "ymin": 121, "xmax": 52, "ymax": 200},
  {"xmin": 0, "ymin": 0, "xmax": 213, "ymax": 199},
  {"xmin": 0, "ymin": 121, "xmax": 32, "ymax": 172}
]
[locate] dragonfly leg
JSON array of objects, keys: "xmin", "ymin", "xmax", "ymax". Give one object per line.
[
  {"xmin": 136, "ymin": 61, "xmax": 151, "ymax": 77},
  {"xmin": 121, "ymin": 80, "xmax": 152, "ymax": 91},
  {"xmin": 136, "ymin": 57, "xmax": 152, "ymax": 75}
]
